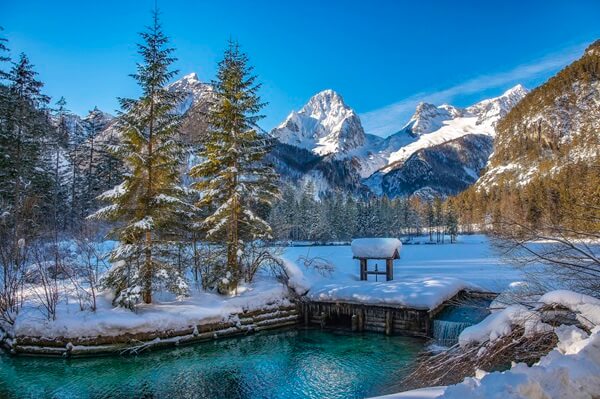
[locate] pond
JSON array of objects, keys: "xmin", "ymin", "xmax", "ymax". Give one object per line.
[{"xmin": 0, "ymin": 328, "xmax": 425, "ymax": 399}]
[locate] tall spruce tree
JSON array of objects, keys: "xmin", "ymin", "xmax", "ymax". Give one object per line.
[
  {"xmin": 0, "ymin": 53, "xmax": 51, "ymax": 238},
  {"xmin": 80, "ymin": 107, "xmax": 110, "ymax": 217},
  {"xmin": 91, "ymin": 11, "xmax": 187, "ymax": 307},
  {"xmin": 50, "ymin": 97, "xmax": 71, "ymax": 232},
  {"xmin": 190, "ymin": 41, "xmax": 279, "ymax": 294}
]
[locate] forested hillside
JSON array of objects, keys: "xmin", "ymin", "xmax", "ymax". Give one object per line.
[{"xmin": 455, "ymin": 41, "xmax": 600, "ymax": 234}]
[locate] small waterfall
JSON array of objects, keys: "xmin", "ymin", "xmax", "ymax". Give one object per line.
[{"xmin": 433, "ymin": 320, "xmax": 472, "ymax": 347}]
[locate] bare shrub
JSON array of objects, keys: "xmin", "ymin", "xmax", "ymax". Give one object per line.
[
  {"xmin": 0, "ymin": 235, "xmax": 27, "ymax": 325},
  {"xmin": 242, "ymin": 241, "xmax": 285, "ymax": 283},
  {"xmin": 192, "ymin": 244, "xmax": 226, "ymax": 290},
  {"xmin": 65, "ymin": 229, "xmax": 109, "ymax": 311},
  {"xmin": 29, "ymin": 244, "xmax": 61, "ymax": 321},
  {"xmin": 298, "ymin": 253, "xmax": 335, "ymax": 277},
  {"xmin": 403, "ymin": 326, "xmax": 557, "ymax": 390},
  {"xmin": 493, "ymin": 218, "xmax": 600, "ymax": 297}
]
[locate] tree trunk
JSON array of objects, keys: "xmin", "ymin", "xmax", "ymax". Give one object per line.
[{"xmin": 143, "ymin": 90, "xmax": 155, "ymax": 305}]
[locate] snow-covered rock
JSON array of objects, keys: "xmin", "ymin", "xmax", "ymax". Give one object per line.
[
  {"xmin": 458, "ymin": 304, "xmax": 552, "ymax": 348},
  {"xmin": 540, "ymin": 290, "xmax": 600, "ymax": 327}
]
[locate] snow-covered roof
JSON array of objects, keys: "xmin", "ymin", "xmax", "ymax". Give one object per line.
[{"xmin": 351, "ymin": 238, "xmax": 402, "ymax": 259}]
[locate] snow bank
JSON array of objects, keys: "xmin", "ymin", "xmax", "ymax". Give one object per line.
[
  {"xmin": 282, "ymin": 258, "xmax": 311, "ymax": 296},
  {"xmin": 13, "ymin": 279, "xmax": 290, "ymax": 339},
  {"xmin": 351, "ymin": 238, "xmax": 402, "ymax": 258},
  {"xmin": 441, "ymin": 325, "xmax": 600, "ymax": 399},
  {"xmin": 540, "ymin": 290, "xmax": 600, "ymax": 327},
  {"xmin": 458, "ymin": 305, "xmax": 552, "ymax": 348},
  {"xmin": 459, "ymin": 289, "xmax": 600, "ymax": 348},
  {"xmin": 372, "ymin": 386, "xmax": 447, "ymax": 398},
  {"xmin": 309, "ymin": 277, "xmax": 478, "ymax": 310}
]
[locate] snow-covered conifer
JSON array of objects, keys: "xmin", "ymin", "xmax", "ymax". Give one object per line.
[
  {"xmin": 0, "ymin": 53, "xmax": 51, "ymax": 237},
  {"xmin": 190, "ymin": 41, "xmax": 279, "ymax": 293},
  {"xmin": 91, "ymin": 10, "xmax": 188, "ymax": 306}
]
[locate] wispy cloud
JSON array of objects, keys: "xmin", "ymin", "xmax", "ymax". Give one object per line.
[{"xmin": 360, "ymin": 43, "xmax": 587, "ymax": 137}]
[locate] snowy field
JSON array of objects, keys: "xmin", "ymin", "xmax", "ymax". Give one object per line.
[{"xmin": 282, "ymin": 234, "xmax": 523, "ymax": 310}]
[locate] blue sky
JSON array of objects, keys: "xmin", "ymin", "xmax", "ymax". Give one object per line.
[{"xmin": 3, "ymin": 0, "xmax": 600, "ymax": 136}]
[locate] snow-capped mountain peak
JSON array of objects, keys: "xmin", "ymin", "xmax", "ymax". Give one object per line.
[
  {"xmin": 83, "ymin": 106, "xmax": 114, "ymax": 123},
  {"xmin": 167, "ymin": 72, "xmax": 213, "ymax": 115},
  {"xmin": 272, "ymin": 89, "xmax": 365, "ymax": 156},
  {"xmin": 398, "ymin": 102, "xmax": 463, "ymax": 137},
  {"xmin": 271, "ymin": 84, "xmax": 529, "ymax": 198},
  {"xmin": 467, "ymin": 84, "xmax": 529, "ymax": 126},
  {"xmin": 300, "ymin": 89, "xmax": 349, "ymax": 118},
  {"xmin": 182, "ymin": 72, "xmax": 200, "ymax": 82}
]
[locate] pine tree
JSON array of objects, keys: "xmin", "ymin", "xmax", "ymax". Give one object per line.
[
  {"xmin": 50, "ymin": 97, "xmax": 71, "ymax": 231},
  {"xmin": 445, "ymin": 200, "xmax": 459, "ymax": 243},
  {"xmin": 0, "ymin": 53, "xmax": 51, "ymax": 238},
  {"xmin": 190, "ymin": 40, "xmax": 279, "ymax": 294},
  {"xmin": 433, "ymin": 197, "xmax": 443, "ymax": 242},
  {"xmin": 79, "ymin": 107, "xmax": 111, "ymax": 217},
  {"xmin": 425, "ymin": 201, "xmax": 434, "ymax": 241},
  {"xmin": 91, "ymin": 11, "xmax": 188, "ymax": 307}
]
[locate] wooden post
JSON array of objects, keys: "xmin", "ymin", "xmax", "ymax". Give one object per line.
[
  {"xmin": 385, "ymin": 310, "xmax": 393, "ymax": 336},
  {"xmin": 351, "ymin": 314, "xmax": 358, "ymax": 332},
  {"xmin": 358, "ymin": 309, "xmax": 365, "ymax": 332},
  {"xmin": 304, "ymin": 304, "xmax": 309, "ymax": 326},
  {"xmin": 360, "ymin": 258, "xmax": 367, "ymax": 280},
  {"xmin": 386, "ymin": 258, "xmax": 393, "ymax": 281}
]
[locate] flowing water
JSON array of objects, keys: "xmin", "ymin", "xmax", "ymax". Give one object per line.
[
  {"xmin": 433, "ymin": 298, "xmax": 492, "ymax": 347},
  {"xmin": 0, "ymin": 328, "xmax": 425, "ymax": 399},
  {"xmin": 432, "ymin": 320, "xmax": 473, "ymax": 347}
]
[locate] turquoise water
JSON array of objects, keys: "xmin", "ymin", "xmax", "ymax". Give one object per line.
[{"xmin": 0, "ymin": 328, "xmax": 425, "ymax": 399}]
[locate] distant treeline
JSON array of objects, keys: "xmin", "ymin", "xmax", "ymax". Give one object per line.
[{"xmin": 268, "ymin": 183, "xmax": 459, "ymax": 243}]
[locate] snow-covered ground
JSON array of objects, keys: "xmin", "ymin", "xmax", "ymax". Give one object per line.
[
  {"xmin": 14, "ymin": 279, "xmax": 290, "ymax": 339},
  {"xmin": 8, "ymin": 234, "xmax": 521, "ymax": 339},
  {"xmin": 282, "ymin": 234, "xmax": 523, "ymax": 310}
]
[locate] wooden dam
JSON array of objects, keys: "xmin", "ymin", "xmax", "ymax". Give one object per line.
[{"xmin": 299, "ymin": 290, "xmax": 495, "ymax": 338}]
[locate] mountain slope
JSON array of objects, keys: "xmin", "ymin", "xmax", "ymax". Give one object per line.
[
  {"xmin": 378, "ymin": 134, "xmax": 494, "ymax": 198},
  {"xmin": 458, "ymin": 40, "xmax": 600, "ymax": 232},
  {"xmin": 475, "ymin": 42, "xmax": 600, "ymax": 191},
  {"xmin": 270, "ymin": 85, "xmax": 528, "ymax": 197},
  {"xmin": 363, "ymin": 85, "xmax": 528, "ymax": 197},
  {"xmin": 382, "ymin": 85, "xmax": 528, "ymax": 173}
]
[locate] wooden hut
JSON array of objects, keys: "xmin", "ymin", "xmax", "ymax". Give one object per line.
[{"xmin": 351, "ymin": 238, "xmax": 402, "ymax": 281}]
